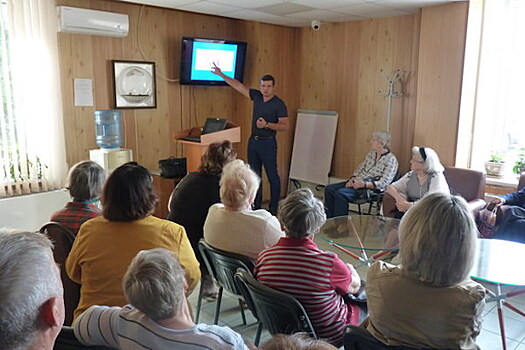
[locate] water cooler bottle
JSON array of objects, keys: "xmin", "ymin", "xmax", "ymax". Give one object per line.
[{"xmin": 89, "ymin": 110, "xmax": 132, "ymax": 172}]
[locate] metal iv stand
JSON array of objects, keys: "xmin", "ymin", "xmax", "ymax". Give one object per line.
[{"xmin": 379, "ymin": 69, "xmax": 404, "ymax": 132}]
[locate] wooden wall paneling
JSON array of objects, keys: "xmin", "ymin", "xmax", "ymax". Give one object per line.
[
  {"xmin": 333, "ymin": 22, "xmax": 361, "ymax": 178},
  {"xmin": 378, "ymin": 14, "xmax": 420, "ymax": 174},
  {"xmin": 414, "ymin": 2, "xmax": 469, "ymax": 166},
  {"xmin": 58, "ymin": 32, "xmax": 98, "ymax": 166},
  {"xmin": 356, "ymin": 19, "xmax": 386, "ymax": 167},
  {"xmin": 127, "ymin": 6, "xmax": 169, "ymax": 170},
  {"xmin": 391, "ymin": 12, "xmax": 420, "ymax": 173}
]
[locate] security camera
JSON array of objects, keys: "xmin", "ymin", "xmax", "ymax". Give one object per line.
[{"xmin": 311, "ymin": 20, "xmax": 321, "ymax": 31}]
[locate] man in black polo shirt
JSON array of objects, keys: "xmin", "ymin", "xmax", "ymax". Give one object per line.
[{"xmin": 212, "ymin": 63, "xmax": 289, "ymax": 214}]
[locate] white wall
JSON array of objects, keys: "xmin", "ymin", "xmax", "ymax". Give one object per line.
[{"xmin": 0, "ymin": 189, "xmax": 70, "ymax": 231}]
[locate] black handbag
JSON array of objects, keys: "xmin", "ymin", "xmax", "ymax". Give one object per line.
[{"xmin": 158, "ymin": 157, "xmax": 187, "ymax": 178}]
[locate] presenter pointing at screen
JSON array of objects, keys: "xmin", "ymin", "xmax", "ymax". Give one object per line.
[{"xmin": 212, "ymin": 62, "xmax": 289, "ymax": 215}]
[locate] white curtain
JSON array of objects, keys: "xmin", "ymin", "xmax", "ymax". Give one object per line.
[
  {"xmin": 0, "ymin": 0, "xmax": 67, "ymax": 196},
  {"xmin": 460, "ymin": 0, "xmax": 525, "ymax": 171}
]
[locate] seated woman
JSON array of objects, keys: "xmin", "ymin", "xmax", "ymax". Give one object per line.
[
  {"xmin": 203, "ymin": 159, "xmax": 283, "ymax": 260},
  {"xmin": 386, "ymin": 146, "xmax": 449, "ymax": 218},
  {"xmin": 74, "ymin": 248, "xmax": 249, "ymax": 350},
  {"xmin": 66, "ymin": 162, "xmax": 200, "ymax": 320},
  {"xmin": 167, "ymin": 140, "xmax": 236, "ymax": 297},
  {"xmin": 255, "ymin": 188, "xmax": 361, "ymax": 346},
  {"xmin": 488, "ymin": 186, "xmax": 525, "ymax": 243},
  {"xmin": 50, "ymin": 160, "xmax": 105, "ymax": 235},
  {"xmin": 324, "ymin": 131, "xmax": 398, "ymax": 218},
  {"xmin": 366, "ymin": 192, "xmax": 485, "ymax": 349}
]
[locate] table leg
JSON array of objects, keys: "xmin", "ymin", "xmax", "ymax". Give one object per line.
[{"xmin": 496, "ymin": 284, "xmax": 507, "ymax": 350}]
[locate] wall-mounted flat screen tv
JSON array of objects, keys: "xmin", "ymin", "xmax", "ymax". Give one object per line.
[{"xmin": 179, "ymin": 37, "xmax": 247, "ymax": 86}]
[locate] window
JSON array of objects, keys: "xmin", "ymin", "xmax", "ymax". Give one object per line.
[
  {"xmin": 0, "ymin": 0, "xmax": 67, "ymax": 197},
  {"xmin": 459, "ymin": 0, "xmax": 525, "ymax": 179}
]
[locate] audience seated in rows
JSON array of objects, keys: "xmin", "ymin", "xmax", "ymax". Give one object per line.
[
  {"xmin": 51, "ymin": 160, "xmax": 105, "ymax": 235},
  {"xmin": 324, "ymin": 131, "xmax": 398, "ymax": 218},
  {"xmin": 365, "ymin": 192, "xmax": 485, "ymax": 349},
  {"xmin": 204, "ymin": 159, "xmax": 283, "ymax": 261},
  {"xmin": 385, "ymin": 146, "xmax": 449, "ymax": 218},
  {"xmin": 74, "ymin": 248, "xmax": 250, "ymax": 349},
  {"xmin": 260, "ymin": 333, "xmax": 337, "ymax": 350},
  {"xmin": 255, "ymin": 188, "xmax": 361, "ymax": 346},
  {"xmin": 167, "ymin": 140, "xmax": 236, "ymax": 299},
  {"xmin": 66, "ymin": 162, "xmax": 200, "ymax": 320},
  {"xmin": 489, "ymin": 182, "xmax": 525, "ymax": 243},
  {"xmin": 0, "ymin": 229, "xmax": 64, "ymax": 350}
]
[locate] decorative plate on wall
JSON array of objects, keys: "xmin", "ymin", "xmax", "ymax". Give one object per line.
[{"xmin": 112, "ymin": 60, "xmax": 156, "ymax": 109}]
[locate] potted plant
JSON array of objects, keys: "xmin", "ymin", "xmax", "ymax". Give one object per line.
[
  {"xmin": 513, "ymin": 148, "xmax": 525, "ymax": 177},
  {"xmin": 485, "ymin": 151, "xmax": 505, "ymax": 177}
]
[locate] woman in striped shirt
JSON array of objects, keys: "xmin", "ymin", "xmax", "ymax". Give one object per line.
[{"xmin": 255, "ymin": 188, "xmax": 361, "ymax": 346}]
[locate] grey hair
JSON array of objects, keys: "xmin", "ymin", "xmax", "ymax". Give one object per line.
[
  {"xmin": 0, "ymin": 229, "xmax": 62, "ymax": 350},
  {"xmin": 412, "ymin": 146, "xmax": 444, "ymax": 173},
  {"xmin": 260, "ymin": 332, "xmax": 337, "ymax": 350},
  {"xmin": 399, "ymin": 192, "xmax": 477, "ymax": 287},
  {"xmin": 219, "ymin": 159, "xmax": 260, "ymax": 210},
  {"xmin": 67, "ymin": 160, "xmax": 105, "ymax": 201},
  {"xmin": 372, "ymin": 130, "xmax": 391, "ymax": 149},
  {"xmin": 278, "ymin": 188, "xmax": 326, "ymax": 239},
  {"xmin": 123, "ymin": 248, "xmax": 185, "ymax": 321}
]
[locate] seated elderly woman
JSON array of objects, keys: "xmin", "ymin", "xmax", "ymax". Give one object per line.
[
  {"xmin": 324, "ymin": 131, "xmax": 398, "ymax": 218},
  {"xmin": 66, "ymin": 162, "xmax": 200, "ymax": 320},
  {"xmin": 51, "ymin": 160, "xmax": 105, "ymax": 235},
  {"xmin": 168, "ymin": 140, "xmax": 236, "ymax": 297},
  {"xmin": 385, "ymin": 146, "xmax": 449, "ymax": 218},
  {"xmin": 204, "ymin": 159, "xmax": 283, "ymax": 260},
  {"xmin": 365, "ymin": 192, "xmax": 485, "ymax": 349},
  {"xmin": 73, "ymin": 248, "xmax": 250, "ymax": 349},
  {"xmin": 255, "ymin": 188, "xmax": 361, "ymax": 346}
]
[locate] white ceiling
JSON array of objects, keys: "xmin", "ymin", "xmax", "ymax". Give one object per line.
[{"xmin": 118, "ymin": 0, "xmax": 462, "ymax": 27}]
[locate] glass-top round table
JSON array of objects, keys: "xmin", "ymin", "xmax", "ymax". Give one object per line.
[
  {"xmin": 470, "ymin": 238, "xmax": 525, "ymax": 350},
  {"xmin": 315, "ymin": 215, "xmax": 401, "ymax": 267},
  {"xmin": 470, "ymin": 238, "xmax": 525, "ymax": 286}
]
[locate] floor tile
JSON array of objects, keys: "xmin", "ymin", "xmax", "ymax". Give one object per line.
[
  {"xmin": 476, "ymin": 328, "xmax": 520, "ymax": 349},
  {"xmin": 482, "ymin": 310, "xmax": 525, "ymax": 342},
  {"xmin": 514, "ymin": 342, "xmax": 525, "ymax": 350}
]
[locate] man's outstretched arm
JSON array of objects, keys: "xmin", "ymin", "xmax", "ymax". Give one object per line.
[{"xmin": 211, "ymin": 62, "xmax": 250, "ymax": 98}]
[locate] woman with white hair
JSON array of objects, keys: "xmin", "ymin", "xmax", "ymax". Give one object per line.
[
  {"xmin": 203, "ymin": 159, "xmax": 283, "ymax": 260},
  {"xmin": 324, "ymin": 131, "xmax": 398, "ymax": 218},
  {"xmin": 73, "ymin": 248, "xmax": 250, "ymax": 349},
  {"xmin": 255, "ymin": 188, "xmax": 361, "ymax": 346},
  {"xmin": 364, "ymin": 192, "xmax": 485, "ymax": 349},
  {"xmin": 386, "ymin": 146, "xmax": 449, "ymax": 218}
]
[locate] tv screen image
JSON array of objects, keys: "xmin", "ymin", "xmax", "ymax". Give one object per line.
[{"xmin": 180, "ymin": 37, "xmax": 247, "ymax": 86}]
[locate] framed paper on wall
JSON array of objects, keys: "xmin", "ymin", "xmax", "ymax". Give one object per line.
[{"xmin": 112, "ymin": 60, "xmax": 156, "ymax": 109}]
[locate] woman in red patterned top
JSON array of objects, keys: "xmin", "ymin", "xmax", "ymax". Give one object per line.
[
  {"xmin": 255, "ymin": 188, "xmax": 361, "ymax": 346},
  {"xmin": 51, "ymin": 160, "xmax": 105, "ymax": 235}
]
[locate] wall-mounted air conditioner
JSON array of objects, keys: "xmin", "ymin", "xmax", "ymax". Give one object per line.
[{"xmin": 57, "ymin": 6, "xmax": 129, "ymax": 38}]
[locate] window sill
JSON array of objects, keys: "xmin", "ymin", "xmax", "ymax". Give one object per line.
[{"xmin": 486, "ymin": 174, "xmax": 519, "ymax": 188}]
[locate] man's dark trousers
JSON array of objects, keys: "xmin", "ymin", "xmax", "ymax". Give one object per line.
[{"xmin": 248, "ymin": 136, "xmax": 280, "ymax": 215}]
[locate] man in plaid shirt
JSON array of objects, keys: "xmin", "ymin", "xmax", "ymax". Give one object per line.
[
  {"xmin": 51, "ymin": 161, "xmax": 105, "ymax": 234},
  {"xmin": 325, "ymin": 131, "xmax": 398, "ymax": 218}
]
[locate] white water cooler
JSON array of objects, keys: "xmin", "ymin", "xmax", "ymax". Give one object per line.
[{"xmin": 89, "ymin": 148, "xmax": 133, "ymax": 173}]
